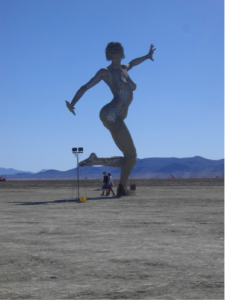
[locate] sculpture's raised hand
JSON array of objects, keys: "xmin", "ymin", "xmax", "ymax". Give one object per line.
[
  {"xmin": 65, "ymin": 100, "xmax": 76, "ymax": 115},
  {"xmin": 148, "ymin": 44, "xmax": 156, "ymax": 61}
]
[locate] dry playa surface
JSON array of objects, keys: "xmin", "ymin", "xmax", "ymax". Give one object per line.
[{"xmin": 0, "ymin": 179, "xmax": 224, "ymax": 300}]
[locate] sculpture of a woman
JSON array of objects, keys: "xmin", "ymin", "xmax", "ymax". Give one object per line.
[{"xmin": 66, "ymin": 42, "xmax": 156, "ymax": 188}]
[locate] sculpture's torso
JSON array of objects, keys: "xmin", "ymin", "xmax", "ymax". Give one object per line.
[{"xmin": 100, "ymin": 65, "xmax": 136, "ymax": 124}]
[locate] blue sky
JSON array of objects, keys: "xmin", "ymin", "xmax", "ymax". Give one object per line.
[{"xmin": 0, "ymin": 0, "xmax": 224, "ymax": 172}]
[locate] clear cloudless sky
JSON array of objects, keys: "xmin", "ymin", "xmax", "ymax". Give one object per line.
[{"xmin": 0, "ymin": 0, "xmax": 224, "ymax": 172}]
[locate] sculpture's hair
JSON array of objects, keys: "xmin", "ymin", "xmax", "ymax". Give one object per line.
[{"xmin": 105, "ymin": 42, "xmax": 125, "ymax": 61}]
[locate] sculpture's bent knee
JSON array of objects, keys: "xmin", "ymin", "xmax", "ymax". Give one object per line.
[{"xmin": 129, "ymin": 154, "xmax": 137, "ymax": 167}]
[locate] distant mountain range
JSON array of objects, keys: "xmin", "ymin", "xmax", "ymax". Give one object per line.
[
  {"xmin": 2, "ymin": 156, "xmax": 224, "ymax": 179},
  {"xmin": 0, "ymin": 168, "xmax": 47, "ymax": 175}
]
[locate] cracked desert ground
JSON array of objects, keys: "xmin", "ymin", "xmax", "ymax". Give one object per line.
[{"xmin": 0, "ymin": 179, "xmax": 223, "ymax": 300}]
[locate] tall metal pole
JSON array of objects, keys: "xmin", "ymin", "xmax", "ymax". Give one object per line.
[
  {"xmin": 72, "ymin": 147, "xmax": 83, "ymax": 200},
  {"xmin": 72, "ymin": 148, "xmax": 83, "ymax": 201},
  {"xmin": 77, "ymin": 154, "xmax": 79, "ymax": 200}
]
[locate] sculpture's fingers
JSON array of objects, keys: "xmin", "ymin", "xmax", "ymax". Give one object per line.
[
  {"xmin": 70, "ymin": 107, "xmax": 76, "ymax": 115},
  {"xmin": 65, "ymin": 100, "xmax": 76, "ymax": 115}
]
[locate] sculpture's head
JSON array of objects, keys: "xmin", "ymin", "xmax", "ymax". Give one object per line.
[{"xmin": 105, "ymin": 42, "xmax": 125, "ymax": 61}]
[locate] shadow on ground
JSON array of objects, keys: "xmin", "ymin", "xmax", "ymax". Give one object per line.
[{"xmin": 12, "ymin": 196, "xmax": 120, "ymax": 205}]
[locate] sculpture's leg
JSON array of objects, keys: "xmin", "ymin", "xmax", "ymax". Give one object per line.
[
  {"xmin": 79, "ymin": 120, "xmax": 137, "ymax": 188},
  {"xmin": 105, "ymin": 119, "xmax": 137, "ymax": 187}
]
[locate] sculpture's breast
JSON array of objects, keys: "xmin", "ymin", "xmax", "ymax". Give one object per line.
[
  {"xmin": 122, "ymin": 69, "xmax": 137, "ymax": 91},
  {"xmin": 108, "ymin": 69, "xmax": 136, "ymax": 92}
]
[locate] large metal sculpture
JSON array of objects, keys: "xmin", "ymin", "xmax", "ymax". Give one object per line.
[{"xmin": 66, "ymin": 42, "xmax": 156, "ymax": 188}]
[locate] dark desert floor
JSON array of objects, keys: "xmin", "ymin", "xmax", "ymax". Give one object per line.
[{"xmin": 0, "ymin": 179, "xmax": 224, "ymax": 299}]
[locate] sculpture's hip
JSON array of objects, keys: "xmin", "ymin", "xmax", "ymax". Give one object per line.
[{"xmin": 99, "ymin": 92, "xmax": 133, "ymax": 126}]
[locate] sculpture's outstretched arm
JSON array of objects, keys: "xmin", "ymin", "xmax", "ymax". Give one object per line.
[
  {"xmin": 65, "ymin": 68, "xmax": 107, "ymax": 115},
  {"xmin": 126, "ymin": 44, "xmax": 156, "ymax": 71}
]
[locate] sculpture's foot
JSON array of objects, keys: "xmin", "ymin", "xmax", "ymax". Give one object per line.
[
  {"xmin": 79, "ymin": 153, "xmax": 123, "ymax": 167},
  {"xmin": 79, "ymin": 153, "xmax": 98, "ymax": 166}
]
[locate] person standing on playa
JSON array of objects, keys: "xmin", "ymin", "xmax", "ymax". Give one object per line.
[
  {"xmin": 101, "ymin": 172, "xmax": 109, "ymax": 196},
  {"xmin": 107, "ymin": 173, "xmax": 115, "ymax": 196}
]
